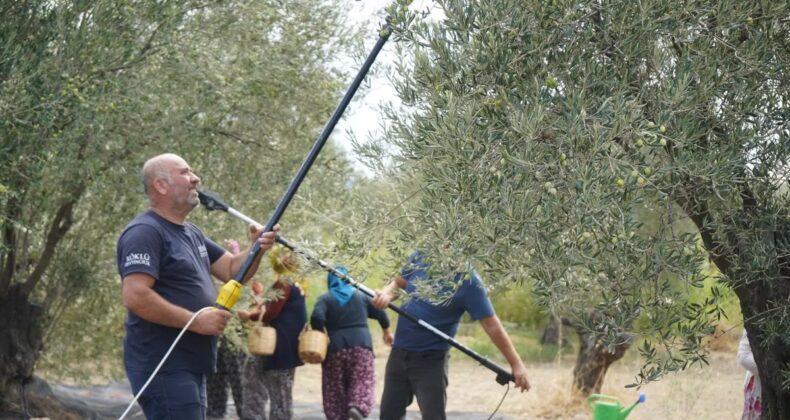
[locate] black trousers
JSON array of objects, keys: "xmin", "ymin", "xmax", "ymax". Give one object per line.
[{"xmin": 379, "ymin": 348, "xmax": 449, "ymax": 420}]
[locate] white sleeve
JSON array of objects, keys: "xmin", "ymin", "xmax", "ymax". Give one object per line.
[{"xmin": 737, "ymin": 330, "xmax": 759, "ymax": 375}]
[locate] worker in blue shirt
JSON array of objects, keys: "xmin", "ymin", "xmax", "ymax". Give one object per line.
[{"xmin": 372, "ymin": 251, "xmax": 530, "ymax": 420}]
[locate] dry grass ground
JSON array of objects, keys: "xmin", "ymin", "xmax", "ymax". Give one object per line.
[{"xmin": 292, "ymin": 346, "xmax": 743, "ymax": 419}]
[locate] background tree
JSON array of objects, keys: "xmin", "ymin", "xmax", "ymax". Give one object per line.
[
  {"xmin": 0, "ymin": 0, "xmax": 360, "ymax": 406},
  {"xmin": 354, "ymin": 0, "xmax": 790, "ymax": 417}
]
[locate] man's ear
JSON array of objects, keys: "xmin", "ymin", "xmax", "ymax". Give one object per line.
[{"xmin": 153, "ymin": 177, "xmax": 169, "ymax": 195}]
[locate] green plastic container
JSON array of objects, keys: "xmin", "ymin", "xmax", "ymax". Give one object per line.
[{"xmin": 587, "ymin": 393, "xmax": 645, "ymax": 420}]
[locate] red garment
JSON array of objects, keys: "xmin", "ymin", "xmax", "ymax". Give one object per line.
[{"xmin": 262, "ymin": 280, "xmax": 291, "ymax": 323}]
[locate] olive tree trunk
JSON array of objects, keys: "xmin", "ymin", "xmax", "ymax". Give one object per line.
[
  {"xmin": 0, "ymin": 285, "xmax": 44, "ymax": 405},
  {"xmin": 567, "ymin": 313, "xmax": 632, "ymax": 396},
  {"xmin": 734, "ymin": 276, "xmax": 790, "ymax": 419}
]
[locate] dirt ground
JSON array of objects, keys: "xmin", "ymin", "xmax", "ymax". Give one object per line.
[
  {"xmin": 33, "ymin": 340, "xmax": 745, "ymax": 419},
  {"xmin": 291, "ymin": 347, "xmax": 743, "ymax": 419}
]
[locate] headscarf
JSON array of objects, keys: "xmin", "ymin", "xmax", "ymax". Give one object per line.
[{"xmin": 327, "ymin": 266, "xmax": 354, "ymax": 306}]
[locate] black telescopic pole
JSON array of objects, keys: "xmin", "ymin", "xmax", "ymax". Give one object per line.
[
  {"xmin": 230, "ymin": 23, "xmax": 392, "ymax": 284},
  {"xmin": 197, "ymin": 190, "xmax": 516, "ymax": 386}
]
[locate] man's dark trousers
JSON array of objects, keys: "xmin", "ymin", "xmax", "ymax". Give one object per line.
[{"xmin": 379, "ymin": 347, "xmax": 449, "ymax": 420}]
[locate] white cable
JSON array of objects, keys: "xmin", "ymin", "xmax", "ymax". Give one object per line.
[{"xmin": 118, "ymin": 306, "xmax": 214, "ymax": 420}]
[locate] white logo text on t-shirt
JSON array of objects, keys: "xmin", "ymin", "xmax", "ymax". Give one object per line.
[{"xmin": 124, "ymin": 252, "xmax": 151, "ymax": 267}]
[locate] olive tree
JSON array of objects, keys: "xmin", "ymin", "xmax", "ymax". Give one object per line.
[
  {"xmin": 354, "ymin": 0, "xmax": 790, "ymax": 417},
  {"xmin": 0, "ymin": 0, "xmax": 359, "ymax": 406}
]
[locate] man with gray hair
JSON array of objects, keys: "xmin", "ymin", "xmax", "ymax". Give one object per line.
[{"xmin": 117, "ymin": 153, "xmax": 279, "ymax": 419}]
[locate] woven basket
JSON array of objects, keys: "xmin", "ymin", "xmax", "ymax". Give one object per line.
[
  {"xmin": 298, "ymin": 326, "xmax": 329, "ymax": 364},
  {"xmin": 248, "ymin": 325, "xmax": 276, "ymax": 356}
]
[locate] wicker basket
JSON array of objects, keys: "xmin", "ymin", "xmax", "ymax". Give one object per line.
[
  {"xmin": 298, "ymin": 326, "xmax": 329, "ymax": 364},
  {"xmin": 248, "ymin": 325, "xmax": 276, "ymax": 356}
]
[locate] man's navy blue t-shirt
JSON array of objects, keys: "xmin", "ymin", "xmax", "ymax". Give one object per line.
[
  {"xmin": 393, "ymin": 251, "xmax": 495, "ymax": 352},
  {"xmin": 116, "ymin": 210, "xmax": 225, "ymax": 374}
]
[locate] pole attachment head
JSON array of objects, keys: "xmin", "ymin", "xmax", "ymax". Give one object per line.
[{"xmin": 198, "ymin": 190, "xmax": 229, "ymax": 212}]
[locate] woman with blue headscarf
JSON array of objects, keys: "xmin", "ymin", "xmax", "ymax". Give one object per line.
[{"xmin": 310, "ymin": 266, "xmax": 393, "ymax": 420}]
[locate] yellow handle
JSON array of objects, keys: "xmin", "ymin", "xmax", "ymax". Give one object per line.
[{"xmin": 215, "ymin": 280, "xmax": 243, "ymax": 310}]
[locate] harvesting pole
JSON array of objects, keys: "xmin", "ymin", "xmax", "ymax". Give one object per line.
[{"xmin": 198, "ymin": 190, "xmax": 516, "ymax": 385}]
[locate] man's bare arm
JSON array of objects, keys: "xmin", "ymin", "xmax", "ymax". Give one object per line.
[
  {"xmin": 479, "ymin": 314, "xmax": 531, "ymax": 392},
  {"xmin": 372, "ymin": 275, "xmax": 406, "ymax": 309},
  {"xmin": 122, "ymin": 273, "xmax": 229, "ymax": 335}
]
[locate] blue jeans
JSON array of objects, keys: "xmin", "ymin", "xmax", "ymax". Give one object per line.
[{"xmin": 127, "ymin": 369, "xmax": 207, "ymax": 420}]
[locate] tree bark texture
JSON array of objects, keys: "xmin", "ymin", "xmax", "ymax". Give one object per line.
[
  {"xmin": 0, "ymin": 285, "xmax": 44, "ymax": 406},
  {"xmin": 734, "ymin": 274, "xmax": 790, "ymax": 420},
  {"xmin": 686, "ymin": 201, "xmax": 790, "ymax": 419},
  {"xmin": 569, "ymin": 314, "xmax": 632, "ymax": 396}
]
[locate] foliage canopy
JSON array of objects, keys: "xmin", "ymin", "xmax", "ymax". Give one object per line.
[
  {"xmin": 0, "ymin": 0, "xmax": 361, "ymax": 381},
  {"xmin": 354, "ymin": 0, "xmax": 790, "ymax": 410}
]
